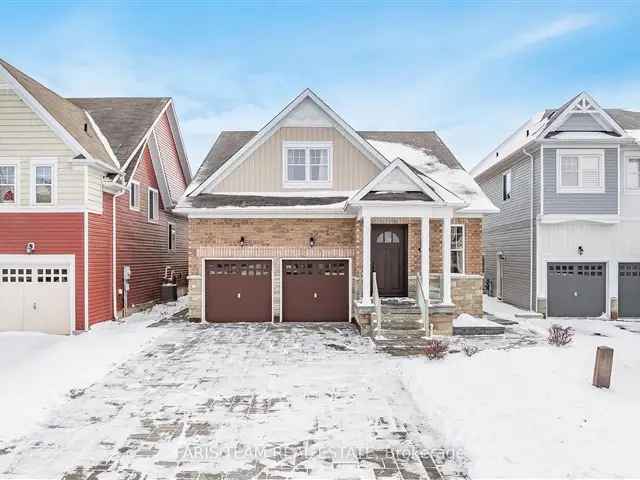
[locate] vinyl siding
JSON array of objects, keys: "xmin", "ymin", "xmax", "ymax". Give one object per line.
[
  {"xmin": 478, "ymin": 149, "xmax": 535, "ymax": 309},
  {"xmin": 88, "ymin": 192, "xmax": 113, "ymax": 324},
  {"xmin": 86, "ymin": 166, "xmax": 104, "ymax": 212},
  {"xmin": 154, "ymin": 112, "xmax": 186, "ymax": 203},
  {"xmin": 559, "ymin": 113, "xmax": 605, "ymax": 131},
  {"xmin": 543, "ymin": 147, "xmax": 618, "ymax": 214},
  {"xmin": 214, "ymin": 126, "xmax": 380, "ymax": 192}
]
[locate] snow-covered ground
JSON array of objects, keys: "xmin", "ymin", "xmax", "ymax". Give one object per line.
[
  {"xmin": 0, "ymin": 298, "xmax": 186, "ymax": 445},
  {"xmin": 401, "ymin": 295, "xmax": 640, "ymax": 478}
]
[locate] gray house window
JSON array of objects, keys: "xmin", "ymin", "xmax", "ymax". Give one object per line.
[
  {"xmin": 451, "ymin": 225, "xmax": 465, "ymax": 274},
  {"xmin": 502, "ymin": 170, "xmax": 512, "ymax": 201}
]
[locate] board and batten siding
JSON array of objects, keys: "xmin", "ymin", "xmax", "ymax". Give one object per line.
[
  {"xmin": 0, "ymin": 86, "xmax": 103, "ymax": 209},
  {"xmin": 478, "ymin": 149, "xmax": 536, "ymax": 310},
  {"xmin": 214, "ymin": 126, "xmax": 380, "ymax": 192},
  {"xmin": 543, "ymin": 147, "xmax": 618, "ymax": 214}
]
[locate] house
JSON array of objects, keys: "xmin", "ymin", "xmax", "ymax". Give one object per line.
[
  {"xmin": 471, "ymin": 92, "xmax": 640, "ymax": 319},
  {"xmin": 0, "ymin": 59, "xmax": 191, "ymax": 335},
  {"xmin": 177, "ymin": 89, "xmax": 497, "ymax": 335}
]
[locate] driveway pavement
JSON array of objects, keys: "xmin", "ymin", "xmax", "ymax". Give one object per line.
[{"xmin": 0, "ymin": 316, "xmax": 461, "ymax": 480}]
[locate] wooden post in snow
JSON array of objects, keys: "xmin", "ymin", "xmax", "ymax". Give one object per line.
[{"xmin": 593, "ymin": 346, "xmax": 614, "ymax": 389}]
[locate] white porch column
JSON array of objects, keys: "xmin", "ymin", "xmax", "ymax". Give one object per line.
[
  {"xmin": 442, "ymin": 216, "xmax": 452, "ymax": 304},
  {"xmin": 420, "ymin": 217, "xmax": 430, "ymax": 304},
  {"xmin": 361, "ymin": 215, "xmax": 372, "ymax": 305}
]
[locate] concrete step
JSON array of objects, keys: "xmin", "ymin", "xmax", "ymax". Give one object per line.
[
  {"xmin": 381, "ymin": 320, "xmax": 424, "ymax": 330},
  {"xmin": 382, "ymin": 307, "xmax": 422, "ymax": 315},
  {"xmin": 377, "ymin": 329, "xmax": 427, "ymax": 339}
]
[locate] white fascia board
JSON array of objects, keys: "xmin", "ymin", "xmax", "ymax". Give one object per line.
[
  {"xmin": 358, "ymin": 204, "xmax": 456, "ymax": 219},
  {"xmin": 84, "ymin": 111, "xmax": 120, "ymax": 169},
  {"xmin": 147, "ymin": 131, "xmax": 173, "ymax": 209},
  {"xmin": 176, "ymin": 207, "xmax": 354, "ymax": 219},
  {"xmin": 189, "ymin": 88, "xmax": 389, "ymax": 197},
  {"xmin": 539, "ymin": 214, "xmax": 621, "ymax": 225}
]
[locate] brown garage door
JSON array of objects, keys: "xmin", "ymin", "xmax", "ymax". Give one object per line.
[
  {"xmin": 205, "ymin": 260, "xmax": 272, "ymax": 323},
  {"xmin": 282, "ymin": 260, "xmax": 349, "ymax": 322}
]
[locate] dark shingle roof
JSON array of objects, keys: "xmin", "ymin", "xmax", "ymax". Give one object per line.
[
  {"xmin": 0, "ymin": 58, "xmax": 117, "ymax": 168},
  {"xmin": 180, "ymin": 193, "xmax": 347, "ymax": 208},
  {"xmin": 68, "ymin": 97, "xmax": 169, "ymax": 165},
  {"xmin": 361, "ymin": 191, "xmax": 433, "ymax": 202},
  {"xmin": 607, "ymin": 109, "xmax": 640, "ymax": 130}
]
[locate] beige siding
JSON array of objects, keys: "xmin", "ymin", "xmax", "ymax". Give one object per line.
[
  {"xmin": 214, "ymin": 126, "xmax": 380, "ymax": 192},
  {"xmin": 0, "ymin": 86, "xmax": 98, "ymax": 208}
]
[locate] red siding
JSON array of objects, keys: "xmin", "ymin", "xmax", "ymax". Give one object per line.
[
  {"xmin": 0, "ymin": 213, "xmax": 85, "ymax": 330},
  {"xmin": 155, "ymin": 111, "xmax": 187, "ymax": 203},
  {"xmin": 88, "ymin": 192, "xmax": 114, "ymax": 325},
  {"xmin": 115, "ymin": 145, "xmax": 188, "ymax": 313}
]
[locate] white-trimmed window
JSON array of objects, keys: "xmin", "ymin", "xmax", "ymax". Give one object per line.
[
  {"xmin": 502, "ymin": 170, "xmax": 512, "ymax": 201},
  {"xmin": 0, "ymin": 164, "xmax": 17, "ymax": 204},
  {"xmin": 168, "ymin": 223, "xmax": 176, "ymax": 251},
  {"xmin": 451, "ymin": 224, "xmax": 465, "ymax": 274},
  {"xmin": 625, "ymin": 152, "xmax": 640, "ymax": 192},
  {"xmin": 31, "ymin": 159, "xmax": 56, "ymax": 205},
  {"xmin": 556, "ymin": 149, "xmax": 605, "ymax": 193},
  {"xmin": 129, "ymin": 181, "xmax": 140, "ymax": 210},
  {"xmin": 282, "ymin": 141, "xmax": 332, "ymax": 187},
  {"xmin": 148, "ymin": 187, "xmax": 159, "ymax": 222}
]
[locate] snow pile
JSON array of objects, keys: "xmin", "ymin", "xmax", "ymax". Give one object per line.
[
  {"xmin": 367, "ymin": 139, "xmax": 497, "ymax": 213},
  {"xmin": 453, "ymin": 313, "xmax": 499, "ymax": 328},
  {"xmin": 628, "ymin": 129, "xmax": 640, "ymax": 143},
  {"xmin": 401, "ymin": 298, "xmax": 640, "ymax": 478},
  {"xmin": 0, "ymin": 297, "xmax": 186, "ymax": 444}
]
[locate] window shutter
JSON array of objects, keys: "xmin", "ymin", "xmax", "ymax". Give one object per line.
[{"xmin": 581, "ymin": 155, "xmax": 601, "ymax": 189}]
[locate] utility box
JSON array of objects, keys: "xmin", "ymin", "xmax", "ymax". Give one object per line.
[{"xmin": 593, "ymin": 346, "xmax": 614, "ymax": 388}]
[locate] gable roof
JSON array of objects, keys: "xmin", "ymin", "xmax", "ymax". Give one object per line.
[
  {"xmin": 0, "ymin": 58, "xmax": 118, "ymax": 170},
  {"xmin": 68, "ymin": 97, "xmax": 169, "ymax": 165}
]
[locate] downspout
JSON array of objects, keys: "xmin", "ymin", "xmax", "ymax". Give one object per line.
[
  {"xmin": 111, "ymin": 177, "xmax": 127, "ymax": 320},
  {"xmin": 523, "ymin": 147, "xmax": 534, "ymax": 311}
]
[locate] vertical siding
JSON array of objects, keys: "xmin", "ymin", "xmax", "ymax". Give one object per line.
[
  {"xmin": 478, "ymin": 150, "xmax": 534, "ymax": 309},
  {"xmin": 115, "ymin": 145, "xmax": 188, "ymax": 313},
  {"xmin": 543, "ymin": 147, "xmax": 618, "ymax": 214},
  {"xmin": 88, "ymin": 192, "xmax": 113, "ymax": 325},
  {"xmin": 0, "ymin": 212, "xmax": 85, "ymax": 330},
  {"xmin": 154, "ymin": 112, "xmax": 186, "ymax": 203},
  {"xmin": 214, "ymin": 126, "xmax": 380, "ymax": 192}
]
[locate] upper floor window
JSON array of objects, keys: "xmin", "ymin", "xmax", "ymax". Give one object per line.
[
  {"xmin": 148, "ymin": 187, "xmax": 159, "ymax": 222},
  {"xmin": 625, "ymin": 152, "xmax": 640, "ymax": 192},
  {"xmin": 556, "ymin": 149, "xmax": 605, "ymax": 194},
  {"xmin": 502, "ymin": 170, "xmax": 512, "ymax": 201},
  {"xmin": 282, "ymin": 141, "xmax": 332, "ymax": 187},
  {"xmin": 0, "ymin": 165, "xmax": 16, "ymax": 204},
  {"xmin": 129, "ymin": 181, "xmax": 140, "ymax": 210},
  {"xmin": 168, "ymin": 223, "xmax": 176, "ymax": 251},
  {"xmin": 451, "ymin": 225, "xmax": 465, "ymax": 274},
  {"xmin": 31, "ymin": 160, "xmax": 56, "ymax": 205}
]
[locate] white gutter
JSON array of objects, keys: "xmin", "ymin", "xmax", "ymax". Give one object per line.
[{"xmin": 523, "ymin": 147, "xmax": 535, "ymax": 311}]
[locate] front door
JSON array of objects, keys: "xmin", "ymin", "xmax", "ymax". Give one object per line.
[{"xmin": 372, "ymin": 225, "xmax": 408, "ymax": 297}]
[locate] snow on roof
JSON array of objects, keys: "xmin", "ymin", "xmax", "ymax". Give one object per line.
[{"xmin": 367, "ymin": 139, "xmax": 498, "ymax": 214}]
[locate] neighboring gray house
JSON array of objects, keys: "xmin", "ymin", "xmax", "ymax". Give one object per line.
[{"xmin": 471, "ymin": 92, "xmax": 640, "ymax": 319}]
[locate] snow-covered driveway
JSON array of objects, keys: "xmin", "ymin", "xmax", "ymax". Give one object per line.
[{"xmin": 1, "ymin": 319, "xmax": 451, "ymax": 480}]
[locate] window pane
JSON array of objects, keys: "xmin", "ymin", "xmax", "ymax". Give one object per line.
[
  {"xmin": 309, "ymin": 148, "xmax": 328, "ymax": 165},
  {"xmin": 451, "ymin": 251, "xmax": 463, "ymax": 274},
  {"xmin": 0, "ymin": 166, "xmax": 15, "ymax": 185},
  {"xmin": 628, "ymin": 158, "xmax": 640, "ymax": 189},
  {"xmin": 149, "ymin": 190, "xmax": 155, "ymax": 219},
  {"xmin": 0, "ymin": 185, "xmax": 15, "ymax": 203},
  {"xmin": 36, "ymin": 185, "xmax": 52, "ymax": 203},
  {"xmin": 310, "ymin": 165, "xmax": 328, "ymax": 181},
  {"xmin": 287, "ymin": 165, "xmax": 306, "ymax": 181},
  {"xmin": 561, "ymin": 156, "xmax": 579, "ymax": 186},
  {"xmin": 287, "ymin": 149, "xmax": 306, "ymax": 165},
  {"xmin": 36, "ymin": 166, "xmax": 52, "ymax": 185},
  {"xmin": 581, "ymin": 155, "xmax": 601, "ymax": 188},
  {"xmin": 451, "ymin": 226, "xmax": 464, "ymax": 250}
]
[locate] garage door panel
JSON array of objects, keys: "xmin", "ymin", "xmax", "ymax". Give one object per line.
[
  {"xmin": 283, "ymin": 260, "xmax": 349, "ymax": 322},
  {"xmin": 547, "ymin": 263, "xmax": 606, "ymax": 317},
  {"xmin": 205, "ymin": 260, "xmax": 272, "ymax": 323},
  {"xmin": 619, "ymin": 263, "xmax": 640, "ymax": 318}
]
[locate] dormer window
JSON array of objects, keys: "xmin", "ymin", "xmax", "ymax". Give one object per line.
[{"xmin": 282, "ymin": 141, "xmax": 332, "ymax": 188}]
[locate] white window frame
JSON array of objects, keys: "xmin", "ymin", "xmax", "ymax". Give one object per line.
[
  {"xmin": 556, "ymin": 149, "xmax": 605, "ymax": 194},
  {"xmin": 502, "ymin": 169, "xmax": 512, "ymax": 201},
  {"xmin": 282, "ymin": 141, "xmax": 333, "ymax": 188},
  {"xmin": 168, "ymin": 222, "xmax": 176, "ymax": 252},
  {"xmin": 30, "ymin": 158, "xmax": 57, "ymax": 206},
  {"xmin": 451, "ymin": 224, "xmax": 465, "ymax": 274},
  {"xmin": 129, "ymin": 180, "xmax": 141, "ymax": 210},
  {"xmin": 0, "ymin": 160, "xmax": 19, "ymax": 206},
  {"xmin": 147, "ymin": 187, "xmax": 159, "ymax": 223},
  {"xmin": 624, "ymin": 151, "xmax": 640, "ymax": 194}
]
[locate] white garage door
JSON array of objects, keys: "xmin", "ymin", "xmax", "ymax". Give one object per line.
[{"xmin": 0, "ymin": 257, "xmax": 74, "ymax": 335}]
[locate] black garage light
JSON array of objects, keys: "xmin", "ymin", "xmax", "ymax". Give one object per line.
[
  {"xmin": 578, "ymin": 245, "xmax": 584, "ymax": 256},
  {"xmin": 239, "ymin": 236, "xmax": 245, "ymax": 247},
  {"xmin": 309, "ymin": 236, "xmax": 315, "ymax": 248}
]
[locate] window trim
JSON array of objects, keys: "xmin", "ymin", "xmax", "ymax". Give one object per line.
[
  {"xmin": 0, "ymin": 160, "xmax": 19, "ymax": 206},
  {"xmin": 451, "ymin": 223, "xmax": 465, "ymax": 274},
  {"xmin": 129, "ymin": 180, "xmax": 141, "ymax": 210},
  {"xmin": 147, "ymin": 187, "xmax": 159, "ymax": 223},
  {"xmin": 556, "ymin": 149, "xmax": 605, "ymax": 194},
  {"xmin": 624, "ymin": 151, "xmax": 640, "ymax": 194},
  {"xmin": 168, "ymin": 222, "xmax": 176, "ymax": 252},
  {"xmin": 30, "ymin": 158, "xmax": 57, "ymax": 206},
  {"xmin": 502, "ymin": 169, "xmax": 512, "ymax": 202},
  {"xmin": 282, "ymin": 141, "xmax": 333, "ymax": 188}
]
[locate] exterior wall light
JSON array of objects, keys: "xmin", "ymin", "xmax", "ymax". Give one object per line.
[
  {"xmin": 239, "ymin": 236, "xmax": 245, "ymax": 247},
  {"xmin": 26, "ymin": 242, "xmax": 36, "ymax": 254},
  {"xmin": 578, "ymin": 246, "xmax": 584, "ymax": 256},
  {"xmin": 309, "ymin": 236, "xmax": 315, "ymax": 248}
]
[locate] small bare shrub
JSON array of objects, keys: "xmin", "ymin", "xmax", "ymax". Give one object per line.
[
  {"xmin": 547, "ymin": 324, "xmax": 575, "ymax": 346},
  {"xmin": 463, "ymin": 344, "xmax": 479, "ymax": 357},
  {"xmin": 425, "ymin": 338, "xmax": 449, "ymax": 360}
]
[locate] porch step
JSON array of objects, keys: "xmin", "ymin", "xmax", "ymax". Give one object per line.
[
  {"xmin": 377, "ymin": 329, "xmax": 427, "ymax": 339},
  {"xmin": 380, "ymin": 319, "xmax": 424, "ymax": 330}
]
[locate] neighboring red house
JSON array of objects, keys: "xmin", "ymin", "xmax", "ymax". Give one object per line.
[{"xmin": 0, "ymin": 59, "xmax": 191, "ymax": 334}]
